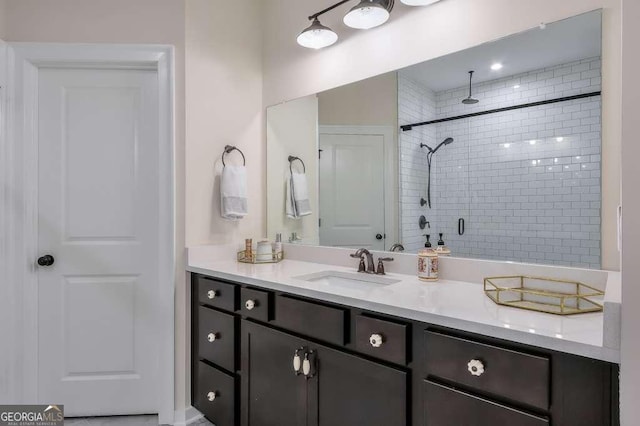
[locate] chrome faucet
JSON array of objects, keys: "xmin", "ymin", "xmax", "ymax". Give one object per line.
[
  {"xmin": 389, "ymin": 243, "xmax": 405, "ymax": 252},
  {"xmin": 350, "ymin": 248, "xmax": 376, "ymax": 273}
]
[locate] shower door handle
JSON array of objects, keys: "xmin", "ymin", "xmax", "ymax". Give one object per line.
[{"xmin": 458, "ymin": 218, "xmax": 465, "ymax": 236}]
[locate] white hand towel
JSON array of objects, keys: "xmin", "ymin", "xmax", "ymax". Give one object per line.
[
  {"xmin": 221, "ymin": 165, "xmax": 248, "ymax": 220},
  {"xmin": 286, "ymin": 176, "xmax": 297, "ymax": 219},
  {"xmin": 291, "ymin": 172, "xmax": 312, "ymax": 217}
]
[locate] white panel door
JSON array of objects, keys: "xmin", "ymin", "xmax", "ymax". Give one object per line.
[
  {"xmin": 37, "ymin": 68, "xmax": 160, "ymax": 416},
  {"xmin": 319, "ymin": 133, "xmax": 385, "ymax": 250}
]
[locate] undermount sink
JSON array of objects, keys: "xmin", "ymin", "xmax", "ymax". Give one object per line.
[{"xmin": 294, "ymin": 271, "xmax": 401, "ymax": 292}]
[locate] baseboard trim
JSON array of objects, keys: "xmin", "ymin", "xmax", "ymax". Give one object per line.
[{"xmin": 172, "ymin": 406, "xmax": 203, "ymax": 426}]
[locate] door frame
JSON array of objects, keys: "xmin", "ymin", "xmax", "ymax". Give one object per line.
[
  {"xmin": 1, "ymin": 43, "xmax": 175, "ymax": 423},
  {"xmin": 318, "ymin": 125, "xmax": 397, "ymax": 249}
]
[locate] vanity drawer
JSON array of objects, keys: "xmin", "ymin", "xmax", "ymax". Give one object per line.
[
  {"xmin": 355, "ymin": 315, "xmax": 408, "ymax": 365},
  {"xmin": 275, "ymin": 294, "xmax": 347, "ymax": 345},
  {"xmin": 240, "ymin": 287, "xmax": 272, "ymax": 322},
  {"xmin": 424, "ymin": 330, "xmax": 550, "ymax": 411},
  {"xmin": 196, "ymin": 275, "xmax": 237, "ymax": 312},
  {"xmin": 424, "ymin": 380, "xmax": 549, "ymax": 426},
  {"xmin": 194, "ymin": 361, "xmax": 236, "ymax": 426},
  {"xmin": 198, "ymin": 307, "xmax": 236, "ymax": 372}
]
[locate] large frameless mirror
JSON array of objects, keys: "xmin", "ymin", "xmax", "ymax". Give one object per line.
[{"xmin": 267, "ymin": 10, "xmax": 604, "ymax": 269}]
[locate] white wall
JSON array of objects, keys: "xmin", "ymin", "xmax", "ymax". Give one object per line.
[
  {"xmin": 266, "ymin": 95, "xmax": 319, "ymax": 244},
  {"xmin": 318, "ymin": 72, "xmax": 398, "ymax": 127},
  {"xmin": 0, "ymin": 0, "xmax": 6, "ymax": 39},
  {"xmin": 620, "ymin": 0, "xmax": 640, "ymax": 423},
  {"xmin": 185, "ymin": 0, "xmax": 264, "ymax": 248}
]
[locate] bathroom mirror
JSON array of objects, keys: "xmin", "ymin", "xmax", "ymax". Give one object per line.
[{"xmin": 267, "ymin": 10, "xmax": 604, "ymax": 269}]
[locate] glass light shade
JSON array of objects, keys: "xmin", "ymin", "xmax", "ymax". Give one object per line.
[
  {"xmin": 297, "ymin": 18, "xmax": 338, "ymax": 49},
  {"xmin": 400, "ymin": 0, "xmax": 441, "ymax": 5},
  {"xmin": 343, "ymin": 1, "xmax": 390, "ymax": 30}
]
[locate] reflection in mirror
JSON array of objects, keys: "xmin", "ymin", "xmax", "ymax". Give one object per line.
[{"xmin": 267, "ymin": 10, "xmax": 603, "ymax": 269}]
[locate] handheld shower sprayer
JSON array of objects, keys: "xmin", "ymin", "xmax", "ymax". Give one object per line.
[{"xmin": 420, "ymin": 137, "xmax": 454, "ymax": 208}]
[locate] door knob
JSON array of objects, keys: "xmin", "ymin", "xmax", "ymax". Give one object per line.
[
  {"xmin": 37, "ymin": 255, "xmax": 55, "ymax": 267},
  {"xmin": 375, "ymin": 234, "xmax": 383, "ymax": 240}
]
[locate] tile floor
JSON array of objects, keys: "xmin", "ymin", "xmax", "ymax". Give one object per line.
[{"xmin": 64, "ymin": 415, "xmax": 213, "ymax": 426}]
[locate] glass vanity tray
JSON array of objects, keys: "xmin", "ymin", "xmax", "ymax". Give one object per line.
[
  {"xmin": 237, "ymin": 250, "xmax": 283, "ymax": 264},
  {"xmin": 483, "ymin": 275, "xmax": 604, "ymax": 315}
]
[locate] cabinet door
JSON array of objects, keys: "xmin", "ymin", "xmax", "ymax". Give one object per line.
[
  {"xmin": 308, "ymin": 344, "xmax": 407, "ymax": 426},
  {"xmin": 241, "ymin": 320, "xmax": 307, "ymax": 426}
]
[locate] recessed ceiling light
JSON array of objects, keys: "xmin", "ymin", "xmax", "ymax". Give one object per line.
[
  {"xmin": 529, "ymin": 140, "xmax": 536, "ymax": 145},
  {"xmin": 556, "ymin": 136, "xmax": 564, "ymax": 142},
  {"xmin": 513, "ymin": 84, "xmax": 520, "ymax": 89},
  {"xmin": 503, "ymin": 143, "xmax": 511, "ymax": 148},
  {"xmin": 531, "ymin": 160, "xmax": 537, "ymax": 165},
  {"xmin": 491, "ymin": 63, "xmax": 503, "ymax": 71},
  {"xmin": 554, "ymin": 158, "xmax": 558, "ymax": 163}
]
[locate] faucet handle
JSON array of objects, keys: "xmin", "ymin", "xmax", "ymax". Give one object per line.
[{"xmin": 376, "ymin": 257, "xmax": 394, "ymax": 275}]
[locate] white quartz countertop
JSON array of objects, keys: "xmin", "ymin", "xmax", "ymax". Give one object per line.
[{"xmin": 187, "ymin": 254, "xmax": 620, "ymax": 363}]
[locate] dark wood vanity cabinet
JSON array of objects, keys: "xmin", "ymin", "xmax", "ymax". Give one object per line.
[
  {"xmin": 241, "ymin": 320, "xmax": 407, "ymax": 426},
  {"xmin": 190, "ymin": 273, "xmax": 619, "ymax": 426}
]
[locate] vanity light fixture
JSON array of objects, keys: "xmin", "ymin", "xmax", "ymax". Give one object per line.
[
  {"xmin": 297, "ymin": 18, "xmax": 339, "ymax": 49},
  {"xmin": 490, "ymin": 62, "xmax": 503, "ymax": 71},
  {"xmin": 297, "ymin": 0, "xmax": 441, "ymax": 49},
  {"xmin": 344, "ymin": 0, "xmax": 390, "ymax": 29}
]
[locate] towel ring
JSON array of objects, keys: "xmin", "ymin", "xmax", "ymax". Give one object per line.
[
  {"xmin": 222, "ymin": 145, "xmax": 246, "ymax": 167},
  {"xmin": 288, "ymin": 155, "xmax": 306, "ymax": 174}
]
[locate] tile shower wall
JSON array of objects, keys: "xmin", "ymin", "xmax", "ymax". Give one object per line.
[
  {"xmin": 399, "ymin": 57, "xmax": 602, "ymax": 268},
  {"xmin": 398, "ymin": 76, "xmax": 437, "ymax": 251}
]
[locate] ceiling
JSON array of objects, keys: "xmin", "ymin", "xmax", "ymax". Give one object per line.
[{"xmin": 400, "ymin": 11, "xmax": 602, "ymax": 92}]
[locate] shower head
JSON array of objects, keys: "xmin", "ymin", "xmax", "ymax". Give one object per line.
[
  {"xmin": 420, "ymin": 137, "xmax": 454, "ymax": 154},
  {"xmin": 432, "ymin": 137, "xmax": 454, "ymax": 153},
  {"xmin": 462, "ymin": 71, "xmax": 479, "ymax": 105}
]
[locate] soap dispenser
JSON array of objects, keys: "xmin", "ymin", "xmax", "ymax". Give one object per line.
[
  {"xmin": 418, "ymin": 234, "xmax": 438, "ymax": 281},
  {"xmin": 435, "ymin": 233, "xmax": 451, "ymax": 256}
]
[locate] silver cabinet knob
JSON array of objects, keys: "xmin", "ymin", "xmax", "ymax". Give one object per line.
[
  {"xmin": 207, "ymin": 332, "xmax": 218, "ymax": 343},
  {"xmin": 467, "ymin": 359, "xmax": 485, "ymax": 376},
  {"xmin": 369, "ymin": 333, "xmax": 384, "ymax": 348},
  {"xmin": 207, "ymin": 391, "xmax": 217, "ymax": 402},
  {"xmin": 245, "ymin": 299, "xmax": 256, "ymax": 310},
  {"xmin": 207, "ymin": 290, "xmax": 217, "ymax": 299}
]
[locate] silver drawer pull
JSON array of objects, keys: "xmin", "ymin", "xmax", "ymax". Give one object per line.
[
  {"xmin": 245, "ymin": 299, "xmax": 256, "ymax": 310},
  {"xmin": 207, "ymin": 391, "xmax": 217, "ymax": 402},
  {"xmin": 207, "ymin": 290, "xmax": 217, "ymax": 299},
  {"xmin": 467, "ymin": 359, "xmax": 485, "ymax": 376},
  {"xmin": 369, "ymin": 333, "xmax": 384, "ymax": 348},
  {"xmin": 207, "ymin": 332, "xmax": 218, "ymax": 343}
]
